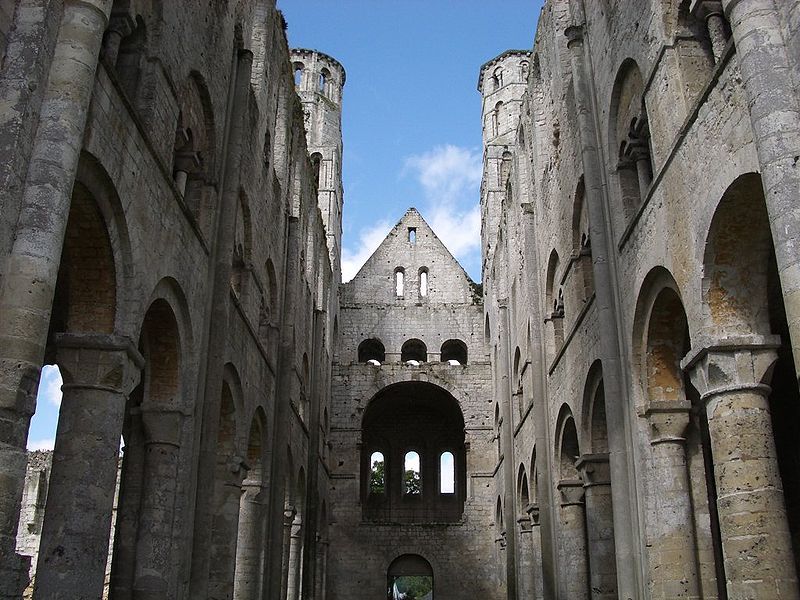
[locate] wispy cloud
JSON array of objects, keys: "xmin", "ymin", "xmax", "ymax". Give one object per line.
[
  {"xmin": 39, "ymin": 365, "xmax": 63, "ymax": 407},
  {"xmin": 404, "ymin": 144, "xmax": 482, "ymax": 273},
  {"xmin": 341, "ymin": 219, "xmax": 392, "ymax": 282}
]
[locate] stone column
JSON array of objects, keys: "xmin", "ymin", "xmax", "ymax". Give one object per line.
[
  {"xmin": 233, "ymin": 477, "xmax": 266, "ymax": 600},
  {"xmin": 564, "ymin": 23, "xmax": 641, "ymax": 597},
  {"xmin": 208, "ymin": 458, "xmax": 246, "ymax": 600},
  {"xmin": 281, "ymin": 506, "xmax": 296, "ymax": 600},
  {"xmin": 722, "ymin": 0, "xmax": 800, "ymax": 380},
  {"xmin": 527, "ymin": 505, "xmax": 544, "ymax": 599},
  {"xmin": 557, "ymin": 479, "xmax": 590, "ymax": 600},
  {"xmin": 286, "ymin": 514, "xmax": 303, "ymax": 600},
  {"xmin": 132, "ymin": 409, "xmax": 183, "ymax": 600},
  {"xmin": 685, "ymin": 338, "xmax": 799, "ymax": 599},
  {"xmin": 517, "ymin": 515, "xmax": 534, "ymax": 600},
  {"xmin": 315, "ymin": 537, "xmax": 329, "ymax": 600},
  {"xmin": 691, "ymin": 1, "xmax": 728, "ymax": 62},
  {"xmin": 577, "ymin": 454, "xmax": 618, "ymax": 600},
  {"xmin": 0, "ymin": 3, "xmax": 112, "ymax": 597},
  {"xmin": 100, "ymin": 13, "xmax": 134, "ymax": 65},
  {"xmin": 33, "ymin": 334, "xmax": 143, "ymax": 600},
  {"xmin": 643, "ymin": 405, "xmax": 701, "ymax": 599}
]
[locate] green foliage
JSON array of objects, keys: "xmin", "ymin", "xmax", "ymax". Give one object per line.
[
  {"xmin": 392, "ymin": 576, "xmax": 433, "ymax": 598},
  {"xmin": 370, "ymin": 459, "xmax": 385, "ymax": 494},
  {"xmin": 404, "ymin": 468, "xmax": 421, "ymax": 495}
]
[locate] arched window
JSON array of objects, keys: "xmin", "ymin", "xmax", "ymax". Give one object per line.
[
  {"xmin": 493, "ymin": 101, "xmax": 504, "ymax": 137},
  {"xmin": 369, "ymin": 452, "xmax": 385, "ymax": 495},
  {"xmin": 401, "ymin": 339, "xmax": 427, "ymax": 363},
  {"xmin": 395, "ymin": 268, "xmax": 405, "ymax": 297},
  {"xmin": 440, "ymin": 452, "xmax": 455, "ymax": 494},
  {"xmin": 319, "ymin": 67, "xmax": 330, "ymax": 93},
  {"xmin": 404, "ymin": 451, "xmax": 421, "ymax": 495},
  {"xmin": 358, "ymin": 338, "xmax": 385, "ymax": 364},
  {"xmin": 440, "ymin": 339, "xmax": 467, "ymax": 365},
  {"xmin": 493, "ymin": 67, "xmax": 503, "ymax": 89},
  {"xmin": 293, "ymin": 62, "xmax": 303, "ymax": 87},
  {"xmin": 419, "ymin": 268, "xmax": 428, "ymax": 298}
]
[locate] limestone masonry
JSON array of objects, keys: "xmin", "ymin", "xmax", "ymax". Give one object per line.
[{"xmin": 1, "ymin": 0, "xmax": 800, "ymax": 599}]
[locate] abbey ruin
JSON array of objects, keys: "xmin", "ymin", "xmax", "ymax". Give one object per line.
[{"xmin": 1, "ymin": 0, "xmax": 800, "ymax": 598}]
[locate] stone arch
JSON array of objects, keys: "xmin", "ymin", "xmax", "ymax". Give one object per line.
[
  {"xmin": 110, "ymin": 294, "xmax": 184, "ymax": 597},
  {"xmin": 555, "ymin": 405, "xmax": 580, "ymax": 480},
  {"xmin": 631, "ymin": 267, "xmax": 690, "ymax": 409},
  {"xmin": 231, "ymin": 190, "xmax": 253, "ymax": 300},
  {"xmin": 387, "ymin": 554, "xmax": 434, "ymax": 599},
  {"xmin": 358, "ymin": 338, "xmax": 385, "ymax": 364},
  {"xmin": 440, "ymin": 339, "xmax": 467, "ymax": 365},
  {"xmin": 608, "ymin": 58, "xmax": 651, "ymax": 222},
  {"xmin": 518, "ymin": 463, "xmax": 530, "ymax": 509},
  {"xmin": 702, "ymin": 172, "xmax": 772, "ymax": 337},
  {"xmin": 361, "ymin": 381, "xmax": 466, "ymax": 523},
  {"xmin": 401, "ymin": 338, "xmax": 427, "ymax": 363},
  {"xmin": 581, "ymin": 360, "xmax": 607, "ymax": 454},
  {"xmin": 545, "ymin": 249, "xmax": 564, "ymax": 356}
]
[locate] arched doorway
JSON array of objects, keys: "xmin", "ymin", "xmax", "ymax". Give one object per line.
[{"xmin": 387, "ymin": 554, "xmax": 433, "ymax": 600}]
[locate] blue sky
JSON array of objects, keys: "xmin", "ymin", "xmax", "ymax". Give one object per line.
[
  {"xmin": 279, "ymin": 0, "xmax": 543, "ymax": 282},
  {"xmin": 26, "ymin": 2, "xmax": 543, "ymax": 450}
]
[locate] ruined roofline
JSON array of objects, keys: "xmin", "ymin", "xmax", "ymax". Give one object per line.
[
  {"xmin": 477, "ymin": 49, "xmax": 532, "ymax": 92},
  {"xmin": 290, "ymin": 48, "xmax": 347, "ymax": 85}
]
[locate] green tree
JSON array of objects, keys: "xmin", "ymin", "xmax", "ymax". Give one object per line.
[
  {"xmin": 404, "ymin": 468, "xmax": 421, "ymax": 495},
  {"xmin": 370, "ymin": 459, "xmax": 385, "ymax": 494}
]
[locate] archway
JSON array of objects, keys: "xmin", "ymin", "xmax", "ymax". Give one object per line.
[
  {"xmin": 387, "ymin": 554, "xmax": 433, "ymax": 600},
  {"xmin": 362, "ymin": 381, "xmax": 465, "ymax": 522}
]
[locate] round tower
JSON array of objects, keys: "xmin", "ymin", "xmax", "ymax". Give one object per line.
[
  {"xmin": 290, "ymin": 48, "xmax": 346, "ymax": 281},
  {"xmin": 477, "ymin": 50, "xmax": 531, "ymax": 271}
]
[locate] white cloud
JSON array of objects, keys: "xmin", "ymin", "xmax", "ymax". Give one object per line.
[
  {"xmin": 36, "ymin": 365, "xmax": 64, "ymax": 407},
  {"xmin": 341, "ymin": 219, "xmax": 392, "ymax": 282},
  {"xmin": 403, "ymin": 144, "xmax": 483, "ymax": 272},
  {"xmin": 28, "ymin": 437, "xmax": 55, "ymax": 451},
  {"xmin": 38, "ymin": 365, "xmax": 63, "ymax": 408}
]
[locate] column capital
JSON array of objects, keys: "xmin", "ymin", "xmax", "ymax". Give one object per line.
[
  {"xmin": 575, "ymin": 453, "xmax": 611, "ymax": 486},
  {"xmin": 681, "ymin": 335, "xmax": 780, "ymax": 402},
  {"xmin": 525, "ymin": 503, "xmax": 541, "ymax": 526},
  {"xmin": 690, "ymin": 0, "xmax": 724, "ymax": 20},
  {"xmin": 564, "ymin": 24, "xmax": 585, "ymax": 49},
  {"xmin": 517, "ymin": 514, "xmax": 533, "ymax": 533},
  {"xmin": 54, "ymin": 332, "xmax": 144, "ymax": 395},
  {"xmin": 643, "ymin": 403, "xmax": 691, "ymax": 444},
  {"xmin": 557, "ymin": 478, "xmax": 585, "ymax": 506}
]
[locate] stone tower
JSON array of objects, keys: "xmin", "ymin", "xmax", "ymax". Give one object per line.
[
  {"xmin": 290, "ymin": 48, "xmax": 346, "ymax": 281},
  {"xmin": 478, "ymin": 50, "xmax": 531, "ymax": 275}
]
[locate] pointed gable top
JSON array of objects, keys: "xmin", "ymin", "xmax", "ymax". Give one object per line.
[{"xmin": 342, "ymin": 208, "xmax": 479, "ymax": 306}]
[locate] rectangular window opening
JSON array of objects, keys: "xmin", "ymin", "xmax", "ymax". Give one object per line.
[{"xmin": 408, "ymin": 227, "xmax": 416, "ymax": 244}]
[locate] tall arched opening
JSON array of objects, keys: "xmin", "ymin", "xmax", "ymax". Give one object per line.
[
  {"xmin": 387, "ymin": 554, "xmax": 433, "ymax": 600},
  {"xmin": 362, "ymin": 382, "xmax": 465, "ymax": 523}
]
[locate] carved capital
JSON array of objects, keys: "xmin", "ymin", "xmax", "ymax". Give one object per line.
[
  {"xmin": 644, "ymin": 403, "xmax": 691, "ymax": 445},
  {"xmin": 557, "ymin": 479, "xmax": 585, "ymax": 506},
  {"xmin": 564, "ymin": 24, "xmax": 585, "ymax": 49},
  {"xmin": 575, "ymin": 453, "xmax": 611, "ymax": 486},
  {"xmin": 682, "ymin": 336, "xmax": 780, "ymax": 404},
  {"xmin": 54, "ymin": 333, "xmax": 144, "ymax": 396},
  {"xmin": 690, "ymin": 0, "xmax": 724, "ymax": 20},
  {"xmin": 517, "ymin": 514, "xmax": 533, "ymax": 533},
  {"xmin": 525, "ymin": 503, "xmax": 541, "ymax": 526}
]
